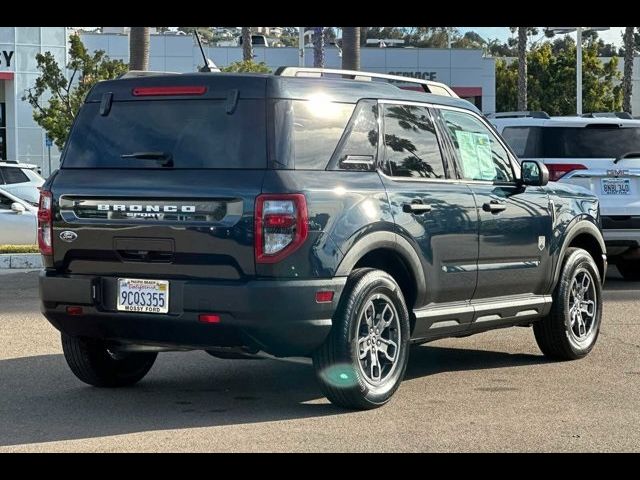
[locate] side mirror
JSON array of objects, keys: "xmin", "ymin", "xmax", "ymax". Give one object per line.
[
  {"xmin": 521, "ymin": 160, "xmax": 549, "ymax": 187},
  {"xmin": 11, "ymin": 202, "xmax": 26, "ymax": 214}
]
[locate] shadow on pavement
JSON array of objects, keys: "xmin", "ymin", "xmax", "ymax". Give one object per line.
[{"xmin": 0, "ymin": 343, "xmax": 550, "ymax": 448}]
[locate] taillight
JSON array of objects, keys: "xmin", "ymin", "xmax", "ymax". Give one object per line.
[
  {"xmin": 546, "ymin": 163, "xmax": 587, "ymax": 182},
  {"xmin": 38, "ymin": 190, "xmax": 53, "ymax": 256},
  {"xmin": 255, "ymin": 194, "xmax": 308, "ymax": 264}
]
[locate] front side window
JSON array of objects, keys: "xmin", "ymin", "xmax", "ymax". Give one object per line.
[
  {"xmin": 383, "ymin": 104, "xmax": 446, "ymax": 179},
  {"xmin": 441, "ymin": 109, "xmax": 514, "ymax": 183},
  {"xmin": 0, "ymin": 192, "xmax": 13, "ymax": 210}
]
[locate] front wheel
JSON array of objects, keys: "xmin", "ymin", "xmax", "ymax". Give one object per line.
[
  {"xmin": 312, "ymin": 268, "xmax": 410, "ymax": 410},
  {"xmin": 533, "ymin": 248, "xmax": 603, "ymax": 360},
  {"xmin": 61, "ymin": 333, "xmax": 157, "ymax": 387}
]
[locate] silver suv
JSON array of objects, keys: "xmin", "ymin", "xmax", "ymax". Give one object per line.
[{"xmin": 490, "ymin": 111, "xmax": 640, "ymax": 281}]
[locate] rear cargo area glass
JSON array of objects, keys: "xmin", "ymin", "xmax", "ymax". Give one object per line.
[{"xmin": 62, "ymin": 99, "xmax": 266, "ymax": 169}]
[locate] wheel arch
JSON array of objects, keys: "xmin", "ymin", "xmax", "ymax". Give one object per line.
[
  {"xmin": 335, "ymin": 231, "xmax": 427, "ymax": 313},
  {"xmin": 552, "ymin": 220, "xmax": 606, "ymax": 290}
]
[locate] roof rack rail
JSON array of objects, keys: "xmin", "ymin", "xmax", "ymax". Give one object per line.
[
  {"xmin": 118, "ymin": 70, "xmax": 182, "ymax": 79},
  {"xmin": 273, "ymin": 66, "xmax": 459, "ymax": 98},
  {"xmin": 487, "ymin": 111, "xmax": 550, "ymax": 119},
  {"xmin": 582, "ymin": 112, "xmax": 634, "ymax": 119}
]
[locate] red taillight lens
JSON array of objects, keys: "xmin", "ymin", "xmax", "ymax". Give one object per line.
[
  {"xmin": 66, "ymin": 306, "xmax": 83, "ymax": 316},
  {"xmin": 255, "ymin": 194, "xmax": 308, "ymax": 264},
  {"xmin": 37, "ymin": 190, "xmax": 53, "ymax": 256},
  {"xmin": 315, "ymin": 291, "xmax": 334, "ymax": 303},
  {"xmin": 546, "ymin": 163, "xmax": 587, "ymax": 182},
  {"xmin": 132, "ymin": 86, "xmax": 207, "ymax": 96},
  {"xmin": 198, "ymin": 314, "xmax": 221, "ymax": 324}
]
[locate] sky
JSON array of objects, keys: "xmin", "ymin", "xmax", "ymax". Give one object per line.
[{"xmin": 460, "ymin": 27, "xmax": 626, "ymax": 47}]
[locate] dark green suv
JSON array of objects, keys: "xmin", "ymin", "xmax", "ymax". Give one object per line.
[{"xmin": 38, "ymin": 68, "xmax": 606, "ymax": 409}]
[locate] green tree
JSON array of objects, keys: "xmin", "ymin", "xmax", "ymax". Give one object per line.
[
  {"xmin": 496, "ymin": 40, "xmax": 622, "ymax": 115},
  {"xmin": 22, "ymin": 34, "xmax": 128, "ymax": 150},
  {"xmin": 221, "ymin": 60, "xmax": 271, "ymax": 73}
]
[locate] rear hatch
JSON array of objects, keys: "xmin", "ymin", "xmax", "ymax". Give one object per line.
[
  {"xmin": 509, "ymin": 122, "xmax": 640, "ymax": 217},
  {"xmin": 544, "ymin": 124, "xmax": 640, "ymax": 218},
  {"xmin": 47, "ymin": 75, "xmax": 268, "ymax": 280}
]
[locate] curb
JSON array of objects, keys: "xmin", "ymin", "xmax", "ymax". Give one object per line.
[{"xmin": 0, "ymin": 253, "xmax": 43, "ymax": 269}]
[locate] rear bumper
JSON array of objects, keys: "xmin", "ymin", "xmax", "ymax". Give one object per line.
[{"xmin": 39, "ymin": 271, "xmax": 346, "ymax": 357}]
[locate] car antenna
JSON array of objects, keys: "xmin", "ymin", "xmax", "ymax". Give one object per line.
[{"xmin": 194, "ymin": 28, "xmax": 213, "ymax": 72}]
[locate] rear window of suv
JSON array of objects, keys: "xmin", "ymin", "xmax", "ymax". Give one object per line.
[
  {"xmin": 62, "ymin": 99, "xmax": 266, "ymax": 169},
  {"xmin": 502, "ymin": 125, "xmax": 640, "ymax": 158}
]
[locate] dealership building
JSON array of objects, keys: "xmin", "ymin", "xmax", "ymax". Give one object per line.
[{"xmin": 2, "ymin": 27, "xmax": 639, "ymax": 176}]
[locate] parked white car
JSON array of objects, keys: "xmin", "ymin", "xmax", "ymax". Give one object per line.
[
  {"xmin": 490, "ymin": 111, "xmax": 640, "ymax": 280},
  {"xmin": 0, "ymin": 187, "xmax": 37, "ymax": 245},
  {"xmin": 0, "ymin": 161, "xmax": 45, "ymax": 205}
]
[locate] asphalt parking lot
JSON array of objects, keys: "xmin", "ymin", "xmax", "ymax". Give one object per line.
[{"xmin": 0, "ymin": 269, "xmax": 638, "ymax": 452}]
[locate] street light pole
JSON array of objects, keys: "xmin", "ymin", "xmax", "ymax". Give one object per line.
[
  {"xmin": 577, "ymin": 27, "xmax": 583, "ymax": 115},
  {"xmin": 299, "ymin": 27, "xmax": 305, "ymax": 67}
]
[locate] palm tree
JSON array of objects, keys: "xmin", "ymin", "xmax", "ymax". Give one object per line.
[
  {"xmin": 517, "ymin": 26, "xmax": 528, "ymax": 110},
  {"xmin": 129, "ymin": 27, "xmax": 150, "ymax": 71},
  {"xmin": 623, "ymin": 27, "xmax": 636, "ymax": 113},
  {"xmin": 342, "ymin": 27, "xmax": 360, "ymax": 71},
  {"xmin": 313, "ymin": 27, "xmax": 325, "ymax": 67},
  {"xmin": 241, "ymin": 27, "xmax": 253, "ymax": 61}
]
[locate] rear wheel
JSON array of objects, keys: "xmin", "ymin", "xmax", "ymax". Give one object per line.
[
  {"xmin": 61, "ymin": 333, "xmax": 157, "ymax": 387},
  {"xmin": 312, "ymin": 268, "xmax": 410, "ymax": 410},
  {"xmin": 616, "ymin": 259, "xmax": 640, "ymax": 281},
  {"xmin": 533, "ymin": 248, "xmax": 602, "ymax": 360}
]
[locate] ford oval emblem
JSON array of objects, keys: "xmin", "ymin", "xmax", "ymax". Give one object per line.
[{"xmin": 59, "ymin": 231, "xmax": 78, "ymax": 243}]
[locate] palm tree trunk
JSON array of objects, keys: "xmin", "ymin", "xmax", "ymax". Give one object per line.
[
  {"xmin": 242, "ymin": 27, "xmax": 253, "ymax": 62},
  {"xmin": 129, "ymin": 27, "xmax": 150, "ymax": 71},
  {"xmin": 342, "ymin": 27, "xmax": 360, "ymax": 71},
  {"xmin": 517, "ymin": 27, "xmax": 527, "ymax": 111},
  {"xmin": 313, "ymin": 27, "xmax": 325, "ymax": 67},
  {"xmin": 623, "ymin": 27, "xmax": 635, "ymax": 113}
]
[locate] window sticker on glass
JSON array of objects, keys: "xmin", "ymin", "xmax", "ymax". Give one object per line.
[{"xmin": 454, "ymin": 130, "xmax": 494, "ymax": 180}]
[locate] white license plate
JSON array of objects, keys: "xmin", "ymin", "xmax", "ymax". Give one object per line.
[
  {"xmin": 601, "ymin": 178, "xmax": 630, "ymax": 195},
  {"xmin": 117, "ymin": 278, "xmax": 169, "ymax": 314}
]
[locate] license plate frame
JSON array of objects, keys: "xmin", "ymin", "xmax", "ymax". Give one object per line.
[
  {"xmin": 601, "ymin": 177, "xmax": 631, "ymax": 196},
  {"xmin": 117, "ymin": 278, "xmax": 169, "ymax": 314}
]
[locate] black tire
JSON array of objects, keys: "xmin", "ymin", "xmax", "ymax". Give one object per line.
[
  {"xmin": 616, "ymin": 259, "xmax": 640, "ymax": 281},
  {"xmin": 312, "ymin": 268, "xmax": 410, "ymax": 410},
  {"xmin": 533, "ymin": 248, "xmax": 603, "ymax": 360},
  {"xmin": 61, "ymin": 333, "xmax": 157, "ymax": 387}
]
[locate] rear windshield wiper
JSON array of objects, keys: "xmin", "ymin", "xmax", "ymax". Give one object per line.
[
  {"xmin": 120, "ymin": 151, "xmax": 173, "ymax": 167},
  {"xmin": 614, "ymin": 152, "xmax": 640, "ymax": 164}
]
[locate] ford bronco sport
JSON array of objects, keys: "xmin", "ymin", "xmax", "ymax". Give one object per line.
[{"xmin": 39, "ymin": 68, "xmax": 606, "ymax": 409}]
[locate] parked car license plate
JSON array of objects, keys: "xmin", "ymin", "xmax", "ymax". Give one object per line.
[
  {"xmin": 117, "ymin": 278, "xmax": 169, "ymax": 314},
  {"xmin": 601, "ymin": 178, "xmax": 630, "ymax": 195}
]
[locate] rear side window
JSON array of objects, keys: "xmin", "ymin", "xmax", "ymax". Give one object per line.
[
  {"xmin": 331, "ymin": 100, "xmax": 379, "ymax": 170},
  {"xmin": 542, "ymin": 126, "xmax": 640, "ymax": 158},
  {"xmin": 63, "ymin": 99, "xmax": 266, "ymax": 169},
  {"xmin": 383, "ymin": 104, "xmax": 446, "ymax": 179},
  {"xmin": 501, "ymin": 126, "xmax": 543, "ymax": 157},
  {"xmin": 0, "ymin": 167, "xmax": 29, "ymax": 184},
  {"xmin": 273, "ymin": 99, "xmax": 355, "ymax": 170}
]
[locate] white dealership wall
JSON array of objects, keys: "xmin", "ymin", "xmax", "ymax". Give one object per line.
[
  {"xmin": 79, "ymin": 32, "xmax": 497, "ymax": 113},
  {"xmin": 0, "ymin": 27, "xmax": 67, "ymax": 174}
]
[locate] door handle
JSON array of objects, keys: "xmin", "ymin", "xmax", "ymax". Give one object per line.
[
  {"xmin": 403, "ymin": 203, "xmax": 432, "ymax": 214},
  {"xmin": 482, "ymin": 201, "xmax": 507, "ymax": 213}
]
